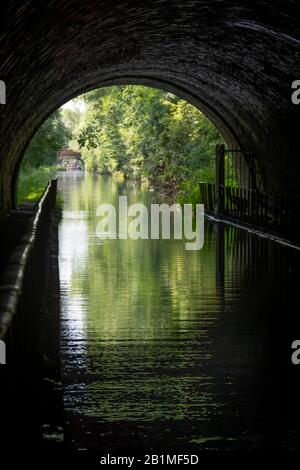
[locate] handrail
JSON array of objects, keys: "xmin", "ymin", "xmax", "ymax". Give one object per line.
[
  {"xmin": 0, "ymin": 178, "xmax": 57, "ymax": 339},
  {"xmin": 199, "ymin": 181, "xmax": 300, "ymax": 240}
]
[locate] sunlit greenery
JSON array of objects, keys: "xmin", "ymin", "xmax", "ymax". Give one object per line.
[
  {"xmin": 17, "ymin": 110, "xmax": 69, "ymax": 203},
  {"xmin": 18, "ymin": 85, "xmax": 224, "ymax": 203},
  {"xmin": 23, "ymin": 111, "xmax": 70, "ymax": 168},
  {"xmin": 75, "ymin": 86, "xmax": 223, "ymax": 196}
]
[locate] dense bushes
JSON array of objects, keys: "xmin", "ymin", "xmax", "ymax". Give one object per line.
[
  {"xmin": 18, "ymin": 85, "xmax": 224, "ymax": 203},
  {"xmin": 76, "ymin": 86, "xmax": 223, "ymax": 196}
]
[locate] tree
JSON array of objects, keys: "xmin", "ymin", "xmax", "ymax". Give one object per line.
[
  {"xmin": 22, "ymin": 110, "xmax": 70, "ymax": 169},
  {"xmin": 74, "ymin": 85, "xmax": 224, "ymax": 195}
]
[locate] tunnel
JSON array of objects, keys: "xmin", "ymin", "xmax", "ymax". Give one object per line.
[
  {"xmin": 1, "ymin": 0, "xmax": 300, "ymax": 220},
  {"xmin": 2, "ymin": 1, "xmax": 300, "ymax": 457}
]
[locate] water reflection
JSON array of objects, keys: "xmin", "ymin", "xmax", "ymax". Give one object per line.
[{"xmin": 58, "ymin": 172, "xmax": 300, "ymax": 452}]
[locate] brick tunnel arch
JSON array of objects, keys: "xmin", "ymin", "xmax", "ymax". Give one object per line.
[{"xmin": 1, "ymin": 0, "xmax": 300, "ymax": 217}]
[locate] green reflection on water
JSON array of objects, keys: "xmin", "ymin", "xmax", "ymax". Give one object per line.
[
  {"xmin": 59, "ymin": 173, "xmax": 223, "ymax": 421},
  {"xmin": 59, "ymin": 172, "xmax": 270, "ymax": 450}
]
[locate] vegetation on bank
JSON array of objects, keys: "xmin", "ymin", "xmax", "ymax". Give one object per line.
[
  {"xmin": 18, "ymin": 85, "xmax": 224, "ymax": 203},
  {"xmin": 17, "ymin": 110, "xmax": 69, "ymax": 203},
  {"xmin": 17, "ymin": 166, "xmax": 56, "ymax": 203}
]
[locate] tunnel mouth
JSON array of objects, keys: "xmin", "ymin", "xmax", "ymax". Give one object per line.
[{"xmin": 13, "ymin": 74, "xmax": 244, "ymax": 209}]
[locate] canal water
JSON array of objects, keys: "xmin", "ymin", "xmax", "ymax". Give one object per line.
[{"xmin": 58, "ymin": 172, "xmax": 300, "ymax": 453}]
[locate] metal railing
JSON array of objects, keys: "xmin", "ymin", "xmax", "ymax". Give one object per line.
[
  {"xmin": 199, "ymin": 145, "xmax": 300, "ymax": 240},
  {"xmin": 199, "ymin": 181, "xmax": 300, "ymax": 238},
  {"xmin": 224, "ymin": 147, "xmax": 258, "ymax": 189},
  {"xmin": 199, "ymin": 182, "xmax": 215, "ymax": 213}
]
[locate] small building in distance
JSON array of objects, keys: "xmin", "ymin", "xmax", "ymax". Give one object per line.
[{"xmin": 57, "ymin": 149, "xmax": 84, "ymax": 170}]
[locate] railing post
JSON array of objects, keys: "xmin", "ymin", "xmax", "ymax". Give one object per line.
[{"xmin": 215, "ymin": 144, "xmax": 225, "ymax": 216}]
